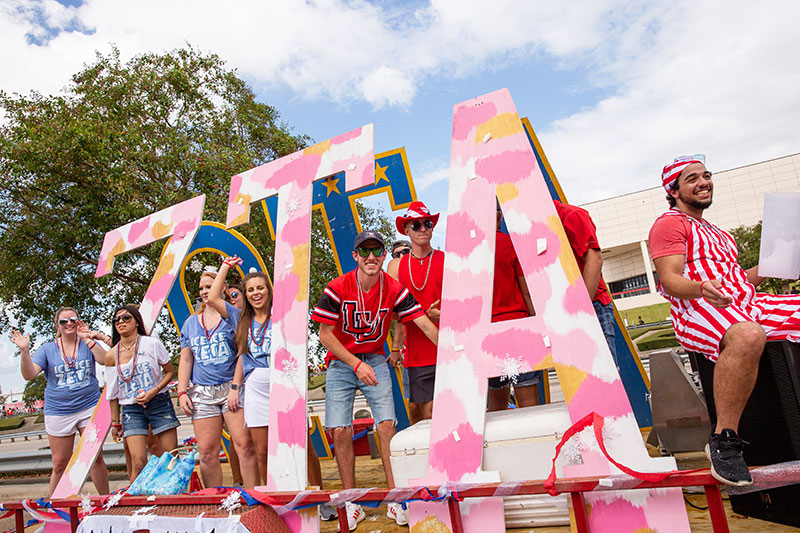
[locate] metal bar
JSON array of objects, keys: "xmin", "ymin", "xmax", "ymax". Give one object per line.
[
  {"xmin": 570, "ymin": 492, "xmax": 590, "ymax": 533},
  {"xmin": 704, "ymin": 484, "xmax": 730, "ymax": 533},
  {"xmin": 337, "ymin": 506, "xmax": 349, "ymax": 532},
  {"xmin": 70, "ymin": 506, "xmax": 79, "ymax": 532},
  {"xmin": 447, "ymin": 498, "xmax": 464, "ymax": 533}
]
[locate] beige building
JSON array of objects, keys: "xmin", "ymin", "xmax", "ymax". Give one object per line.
[{"xmin": 581, "ymin": 153, "xmax": 800, "ymax": 314}]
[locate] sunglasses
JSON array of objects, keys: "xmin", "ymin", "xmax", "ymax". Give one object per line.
[
  {"xmin": 392, "ymin": 248, "xmax": 411, "ymax": 259},
  {"xmin": 229, "ymin": 291, "xmax": 241, "ymax": 299},
  {"xmin": 356, "ymin": 246, "xmax": 386, "ymax": 258},
  {"xmin": 58, "ymin": 317, "xmax": 79, "ymax": 326},
  {"xmin": 112, "ymin": 314, "xmax": 135, "ymax": 325},
  {"xmin": 409, "ymin": 219, "xmax": 434, "ymax": 232}
]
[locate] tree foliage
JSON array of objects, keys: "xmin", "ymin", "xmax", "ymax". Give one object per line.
[
  {"xmin": 22, "ymin": 374, "xmax": 45, "ymax": 407},
  {"xmin": 0, "ymin": 46, "xmax": 309, "ymax": 344},
  {"xmin": 729, "ymin": 220, "xmax": 796, "ymax": 294},
  {"xmin": 0, "ymin": 45, "xmax": 397, "ymax": 363}
]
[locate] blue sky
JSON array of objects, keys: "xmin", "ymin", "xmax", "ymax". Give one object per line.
[{"xmin": 2, "ymin": 0, "xmax": 800, "ymax": 393}]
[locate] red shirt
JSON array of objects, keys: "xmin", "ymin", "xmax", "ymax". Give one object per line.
[
  {"xmin": 648, "ymin": 212, "xmax": 691, "ymax": 259},
  {"xmin": 492, "ymin": 230, "xmax": 530, "ymax": 321},
  {"xmin": 311, "ymin": 270, "xmax": 424, "ymax": 364},
  {"xmin": 553, "ymin": 200, "xmax": 612, "ymax": 306},
  {"xmin": 397, "ymin": 250, "xmax": 444, "ymax": 367}
]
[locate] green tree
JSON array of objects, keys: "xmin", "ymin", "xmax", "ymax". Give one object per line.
[
  {"xmin": 729, "ymin": 221, "xmax": 796, "ymax": 294},
  {"xmin": 22, "ymin": 374, "xmax": 46, "ymax": 408},
  {"xmin": 0, "ymin": 46, "xmax": 309, "ymax": 346}
]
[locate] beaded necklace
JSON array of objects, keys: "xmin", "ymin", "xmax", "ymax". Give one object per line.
[
  {"xmin": 408, "ymin": 250, "xmax": 434, "ymax": 291},
  {"xmin": 58, "ymin": 337, "xmax": 77, "ymax": 368},
  {"xmin": 116, "ymin": 335, "xmax": 141, "ymax": 384},
  {"xmin": 249, "ymin": 316, "xmax": 269, "ymax": 348},
  {"xmin": 199, "ymin": 310, "xmax": 222, "ymax": 340},
  {"xmin": 356, "ymin": 271, "xmax": 384, "ymax": 328}
]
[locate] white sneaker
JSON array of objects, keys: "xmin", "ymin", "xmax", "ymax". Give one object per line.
[
  {"xmin": 336, "ymin": 502, "xmax": 366, "ymax": 531},
  {"xmin": 387, "ymin": 502, "xmax": 409, "ymax": 526}
]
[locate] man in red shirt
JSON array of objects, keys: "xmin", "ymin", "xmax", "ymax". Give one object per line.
[
  {"xmin": 312, "ymin": 230, "xmax": 439, "ymax": 529},
  {"xmin": 553, "ymin": 199, "xmax": 617, "ymax": 361},
  {"xmin": 488, "ymin": 202, "xmax": 537, "ymax": 410},
  {"xmin": 387, "ymin": 201, "xmax": 443, "ymax": 424},
  {"xmin": 649, "ymin": 154, "xmax": 800, "ymax": 487}
]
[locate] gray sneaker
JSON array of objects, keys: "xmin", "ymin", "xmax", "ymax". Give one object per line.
[{"xmin": 319, "ymin": 502, "xmax": 337, "ymax": 521}]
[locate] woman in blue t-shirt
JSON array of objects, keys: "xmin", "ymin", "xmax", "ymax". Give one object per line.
[
  {"xmin": 208, "ymin": 256, "xmax": 272, "ymax": 484},
  {"xmin": 10, "ymin": 306, "xmax": 110, "ymax": 496},
  {"xmin": 176, "ymin": 270, "xmax": 258, "ymax": 488}
]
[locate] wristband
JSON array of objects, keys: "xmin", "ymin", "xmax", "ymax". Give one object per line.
[
  {"xmin": 391, "ymin": 347, "xmax": 402, "ymax": 352},
  {"xmin": 177, "ymin": 391, "xmax": 188, "ymax": 399},
  {"xmin": 354, "ymin": 361, "xmax": 362, "ymax": 373},
  {"xmin": 700, "ymin": 280, "xmax": 709, "ymax": 298},
  {"xmin": 87, "ymin": 341, "xmax": 97, "ymax": 349},
  {"xmin": 111, "ymin": 423, "xmax": 122, "ymax": 428}
]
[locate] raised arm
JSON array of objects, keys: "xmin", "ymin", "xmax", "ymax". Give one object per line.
[
  {"xmin": 11, "ymin": 331, "xmax": 40, "ymax": 381},
  {"xmin": 653, "ymin": 254, "xmax": 733, "ymax": 308},
  {"xmin": 76, "ymin": 321, "xmax": 111, "ymax": 364},
  {"xmin": 208, "ymin": 256, "xmax": 241, "ymax": 318}
]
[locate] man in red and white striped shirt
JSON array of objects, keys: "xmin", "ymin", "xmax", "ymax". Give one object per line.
[{"xmin": 650, "ymin": 155, "xmax": 800, "ymax": 487}]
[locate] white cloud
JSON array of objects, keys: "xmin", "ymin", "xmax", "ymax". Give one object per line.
[
  {"xmin": 539, "ymin": 1, "xmax": 800, "ymax": 203},
  {"xmin": 1, "ymin": 0, "xmax": 799, "ymax": 205},
  {"xmin": 360, "ymin": 65, "xmax": 416, "ymax": 108}
]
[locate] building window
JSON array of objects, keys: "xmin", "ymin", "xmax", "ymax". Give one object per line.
[{"xmin": 609, "ymin": 274, "xmax": 651, "ymax": 299}]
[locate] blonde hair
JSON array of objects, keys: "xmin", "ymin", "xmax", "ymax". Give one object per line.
[
  {"xmin": 53, "ymin": 306, "xmax": 79, "ymax": 338},
  {"xmin": 195, "ymin": 272, "xmax": 231, "ymax": 314}
]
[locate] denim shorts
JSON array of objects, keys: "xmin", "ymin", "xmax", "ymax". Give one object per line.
[
  {"xmin": 325, "ymin": 354, "xmax": 396, "ymax": 428},
  {"xmin": 488, "ymin": 370, "xmax": 542, "ymax": 390},
  {"xmin": 593, "ymin": 301, "xmax": 618, "ymax": 363},
  {"xmin": 121, "ymin": 392, "xmax": 180, "ymax": 438}
]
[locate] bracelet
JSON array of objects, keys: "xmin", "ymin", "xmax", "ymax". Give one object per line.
[
  {"xmin": 87, "ymin": 341, "xmax": 97, "ymax": 349},
  {"xmin": 699, "ymin": 280, "xmax": 709, "ymax": 298},
  {"xmin": 391, "ymin": 347, "xmax": 402, "ymax": 351},
  {"xmin": 354, "ymin": 361, "xmax": 362, "ymax": 373},
  {"xmin": 177, "ymin": 391, "xmax": 188, "ymax": 399},
  {"xmin": 111, "ymin": 423, "xmax": 122, "ymax": 428}
]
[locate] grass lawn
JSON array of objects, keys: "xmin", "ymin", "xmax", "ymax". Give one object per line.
[
  {"xmin": 619, "ymin": 302, "xmax": 672, "ymax": 325},
  {"xmin": 0, "ymin": 416, "xmax": 25, "ymax": 431},
  {"xmin": 627, "ymin": 324, "xmax": 671, "ymax": 340},
  {"xmin": 309, "ymin": 374, "xmax": 326, "ymax": 390}
]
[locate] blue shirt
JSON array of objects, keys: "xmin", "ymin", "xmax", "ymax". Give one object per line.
[
  {"xmin": 180, "ymin": 303, "xmax": 240, "ymax": 385},
  {"xmin": 240, "ymin": 318, "xmax": 272, "ymax": 379},
  {"xmin": 32, "ymin": 340, "xmax": 101, "ymax": 416}
]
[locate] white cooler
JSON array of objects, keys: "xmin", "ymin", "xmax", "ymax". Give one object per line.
[{"xmin": 390, "ymin": 402, "xmax": 573, "ymax": 528}]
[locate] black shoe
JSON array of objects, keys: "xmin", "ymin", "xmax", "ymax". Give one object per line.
[{"xmin": 705, "ymin": 429, "xmax": 753, "ymax": 486}]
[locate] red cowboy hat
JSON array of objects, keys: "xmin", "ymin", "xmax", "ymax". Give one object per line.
[{"xmin": 395, "ymin": 201, "xmax": 440, "ymax": 235}]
